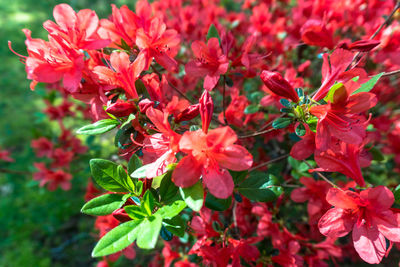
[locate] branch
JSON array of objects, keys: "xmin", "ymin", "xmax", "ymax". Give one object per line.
[
  {"xmin": 0, "ymin": 168, "xmax": 31, "ymax": 175},
  {"xmin": 249, "ymin": 154, "xmax": 289, "ymax": 171},
  {"xmin": 349, "ymin": 1, "xmax": 400, "ymax": 69},
  {"xmin": 238, "ymin": 128, "xmax": 276, "ymax": 139},
  {"xmin": 302, "ymin": 160, "xmax": 342, "ymax": 190},
  {"xmin": 382, "ymin": 69, "xmax": 400, "ymax": 77}
]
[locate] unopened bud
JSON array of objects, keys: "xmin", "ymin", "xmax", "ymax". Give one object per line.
[
  {"xmin": 199, "ymin": 90, "xmax": 214, "ymax": 133},
  {"xmin": 260, "ymin": 70, "xmax": 300, "ymax": 103},
  {"xmin": 106, "ymin": 100, "xmax": 137, "ymax": 117},
  {"xmin": 138, "ymin": 99, "xmax": 155, "ymax": 113},
  {"xmin": 175, "ymin": 104, "xmax": 200, "ymax": 123}
]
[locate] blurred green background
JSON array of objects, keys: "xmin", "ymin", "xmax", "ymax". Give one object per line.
[{"xmin": 0, "ymin": 1, "xmax": 133, "ymax": 266}]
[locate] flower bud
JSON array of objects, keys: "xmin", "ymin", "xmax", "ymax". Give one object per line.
[
  {"xmin": 199, "ymin": 90, "xmax": 214, "ymax": 133},
  {"xmin": 106, "ymin": 100, "xmax": 137, "ymax": 117},
  {"xmin": 175, "ymin": 104, "xmax": 200, "ymax": 123},
  {"xmin": 112, "ymin": 208, "xmax": 131, "ymax": 223},
  {"xmin": 138, "ymin": 99, "xmax": 155, "ymax": 113},
  {"xmin": 348, "ymin": 40, "xmax": 380, "ymax": 52},
  {"xmin": 260, "ymin": 70, "xmax": 300, "ymax": 103}
]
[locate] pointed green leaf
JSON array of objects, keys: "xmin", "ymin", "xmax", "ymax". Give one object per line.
[
  {"xmin": 163, "ymin": 216, "xmax": 185, "ymax": 237},
  {"xmin": 128, "ymin": 154, "xmax": 142, "ymax": 175},
  {"xmin": 206, "ymin": 24, "xmax": 221, "ymax": 44},
  {"xmin": 155, "ymin": 200, "xmax": 186, "ymax": 219},
  {"xmin": 125, "ymin": 205, "xmax": 148, "ymax": 220},
  {"xmin": 244, "ymin": 104, "xmax": 259, "ymax": 114},
  {"xmin": 237, "ymin": 172, "xmax": 280, "ymax": 202},
  {"xmin": 142, "ymin": 190, "xmax": 156, "ymax": 216},
  {"xmin": 272, "ymin": 117, "xmax": 292, "ymax": 129},
  {"xmin": 81, "ymin": 194, "xmax": 125, "ymax": 216},
  {"xmin": 352, "ymin": 73, "xmax": 384, "ymax": 95},
  {"xmin": 205, "ymin": 193, "xmax": 232, "ymax": 211},
  {"xmin": 179, "ymin": 181, "xmax": 204, "ymax": 211},
  {"xmin": 159, "ymin": 171, "xmax": 179, "ymax": 203},
  {"xmin": 130, "ymin": 163, "xmax": 151, "ymax": 178},
  {"xmin": 77, "ymin": 119, "xmax": 119, "ymax": 135},
  {"xmin": 90, "ymin": 159, "xmax": 129, "ymax": 192},
  {"xmin": 92, "ymin": 220, "xmax": 142, "ymax": 257},
  {"xmin": 136, "ymin": 214, "xmax": 163, "ymax": 249}
]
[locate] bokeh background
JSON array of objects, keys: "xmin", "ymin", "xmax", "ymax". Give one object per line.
[{"xmin": 0, "ymin": 1, "xmax": 134, "ymax": 266}]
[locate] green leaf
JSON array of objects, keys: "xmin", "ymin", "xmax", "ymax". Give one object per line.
[
  {"xmin": 131, "ymin": 163, "xmax": 151, "ymax": 178},
  {"xmin": 160, "ymin": 226, "xmax": 173, "ymax": 241},
  {"xmin": 117, "ymin": 165, "xmax": 135, "ymax": 192},
  {"xmin": 163, "ymin": 216, "xmax": 185, "ymax": 237},
  {"xmin": 370, "ymin": 147, "xmax": 384, "ymax": 162},
  {"xmin": 135, "ymin": 181, "xmax": 144, "ymax": 196},
  {"xmin": 272, "ymin": 117, "xmax": 292, "ymax": 129},
  {"xmin": 206, "ymin": 24, "xmax": 221, "ymax": 44},
  {"xmin": 142, "ymin": 190, "xmax": 156, "ymax": 216},
  {"xmin": 159, "ymin": 171, "xmax": 179, "ymax": 203},
  {"xmin": 90, "ymin": 159, "xmax": 129, "ymax": 192},
  {"xmin": 244, "ymin": 104, "xmax": 259, "ymax": 114},
  {"xmin": 125, "ymin": 205, "xmax": 148, "ymax": 220},
  {"xmin": 81, "ymin": 194, "xmax": 125, "ymax": 216},
  {"xmin": 352, "ymin": 73, "xmax": 384, "ymax": 95},
  {"xmin": 280, "ymin": 99, "xmax": 291, "ymax": 108},
  {"xmin": 205, "ymin": 193, "xmax": 232, "ymax": 211},
  {"xmin": 230, "ymin": 170, "xmax": 248, "ymax": 185},
  {"xmin": 179, "ymin": 181, "xmax": 204, "ymax": 212},
  {"xmin": 92, "ymin": 220, "xmax": 142, "ymax": 257},
  {"xmin": 128, "ymin": 154, "xmax": 142, "ymax": 176},
  {"xmin": 237, "ymin": 172, "xmax": 280, "ymax": 202},
  {"xmin": 394, "ymin": 185, "xmax": 400, "ymax": 205},
  {"xmin": 136, "ymin": 214, "xmax": 163, "ymax": 249},
  {"xmin": 77, "ymin": 119, "xmax": 119, "ymax": 135},
  {"xmin": 295, "ymin": 123, "xmax": 306, "ymax": 136},
  {"xmin": 121, "ymin": 114, "xmax": 136, "ymax": 128},
  {"xmin": 156, "ymin": 200, "xmax": 186, "ymax": 219},
  {"xmin": 114, "ymin": 124, "xmax": 134, "ymax": 149}
]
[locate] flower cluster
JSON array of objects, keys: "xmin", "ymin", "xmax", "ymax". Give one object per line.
[{"xmin": 10, "ymin": 0, "xmax": 400, "ymax": 266}]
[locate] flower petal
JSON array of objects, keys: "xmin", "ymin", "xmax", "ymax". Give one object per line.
[
  {"xmin": 318, "ymin": 208, "xmax": 354, "ymax": 237},
  {"xmin": 172, "ymin": 155, "xmax": 202, "ymax": 188},
  {"xmin": 352, "ymin": 223, "xmax": 386, "ymax": 264},
  {"xmin": 202, "ymin": 166, "xmax": 234, "ymax": 199}
]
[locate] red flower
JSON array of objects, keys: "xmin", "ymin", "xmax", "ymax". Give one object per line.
[
  {"xmin": 301, "ymin": 19, "xmax": 334, "ymax": 49},
  {"xmin": 312, "ymin": 139, "xmax": 369, "ymax": 187},
  {"xmin": 172, "ymin": 126, "xmax": 253, "ymax": 199},
  {"xmin": 318, "ymin": 186, "xmax": 400, "ymax": 264},
  {"xmin": 0, "ymin": 148, "xmax": 14, "ymax": 162},
  {"xmin": 185, "ymin": 38, "xmax": 229, "ymax": 91},
  {"xmin": 31, "ymin": 137, "xmax": 53, "ymax": 158},
  {"xmin": 310, "ymin": 85, "xmax": 377, "ymax": 151},
  {"xmin": 93, "ymin": 51, "xmax": 144, "ymax": 99},
  {"xmin": 135, "ymin": 17, "xmax": 180, "ymax": 72},
  {"xmin": 43, "ymin": 4, "xmax": 110, "ymax": 50},
  {"xmin": 33, "ymin": 163, "xmax": 72, "ymax": 191},
  {"xmin": 18, "ymin": 29, "xmax": 84, "ymax": 91},
  {"xmin": 291, "ymin": 177, "xmax": 332, "ymax": 224},
  {"xmin": 142, "ymin": 107, "xmax": 181, "ymax": 178}
]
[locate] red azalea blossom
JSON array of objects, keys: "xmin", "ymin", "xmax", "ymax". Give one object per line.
[
  {"xmin": 319, "ymin": 186, "xmax": 400, "ymax": 264},
  {"xmin": 185, "ymin": 38, "xmax": 229, "ymax": 91}
]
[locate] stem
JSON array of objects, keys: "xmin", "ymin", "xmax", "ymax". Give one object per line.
[
  {"xmin": 348, "ymin": 1, "xmax": 400, "ymax": 69},
  {"xmin": 0, "ymin": 168, "xmax": 31, "ymax": 175},
  {"xmin": 302, "ymin": 160, "xmax": 343, "ymax": 190},
  {"xmin": 151, "ymin": 65, "xmax": 194, "ymax": 104},
  {"xmin": 382, "ymin": 69, "xmax": 400, "ymax": 77},
  {"xmin": 238, "ymin": 128, "xmax": 276, "ymax": 139},
  {"xmin": 249, "ymin": 154, "xmax": 289, "ymax": 171}
]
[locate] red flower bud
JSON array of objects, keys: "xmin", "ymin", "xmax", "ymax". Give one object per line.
[
  {"xmin": 106, "ymin": 100, "xmax": 137, "ymax": 117},
  {"xmin": 175, "ymin": 104, "xmax": 200, "ymax": 123},
  {"xmin": 112, "ymin": 208, "xmax": 131, "ymax": 223},
  {"xmin": 348, "ymin": 39, "xmax": 380, "ymax": 52},
  {"xmin": 199, "ymin": 90, "xmax": 214, "ymax": 133},
  {"xmin": 260, "ymin": 70, "xmax": 300, "ymax": 103},
  {"xmin": 138, "ymin": 99, "xmax": 155, "ymax": 113}
]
